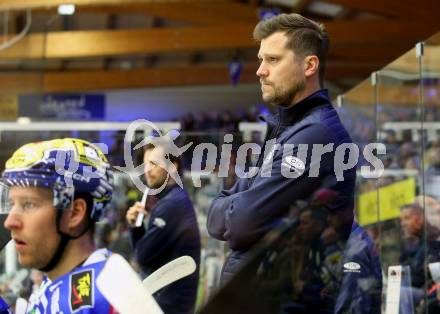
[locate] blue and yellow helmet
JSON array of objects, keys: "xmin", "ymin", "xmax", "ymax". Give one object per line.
[{"xmin": 2, "ymin": 138, "xmax": 113, "ymax": 221}]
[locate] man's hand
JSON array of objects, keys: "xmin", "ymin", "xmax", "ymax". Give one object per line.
[{"xmin": 126, "ymin": 202, "xmax": 149, "ymax": 227}]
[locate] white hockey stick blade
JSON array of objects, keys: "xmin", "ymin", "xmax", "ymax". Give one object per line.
[
  {"xmin": 135, "ymin": 187, "xmax": 150, "ymax": 227},
  {"xmin": 143, "ymin": 256, "xmax": 197, "ymax": 294},
  {"xmin": 97, "ymin": 254, "xmax": 163, "ymax": 314},
  {"xmin": 15, "ymin": 297, "xmax": 28, "ymax": 314}
]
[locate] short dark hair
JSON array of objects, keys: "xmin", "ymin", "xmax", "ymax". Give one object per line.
[{"xmin": 253, "ymin": 13, "xmax": 329, "ymax": 87}]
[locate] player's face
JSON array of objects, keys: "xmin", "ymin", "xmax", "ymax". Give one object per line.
[
  {"xmin": 4, "ymin": 187, "xmax": 60, "ymax": 269},
  {"xmin": 144, "ymin": 147, "xmax": 170, "ymax": 189},
  {"xmin": 256, "ymin": 31, "xmax": 306, "ymax": 107}
]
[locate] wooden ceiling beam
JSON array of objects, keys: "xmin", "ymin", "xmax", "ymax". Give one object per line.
[
  {"xmin": 4, "ymin": 68, "xmax": 436, "ymax": 107},
  {"xmin": 0, "ymin": 24, "xmax": 257, "ymax": 59},
  {"xmin": 1, "ymin": 68, "xmax": 437, "ymax": 107},
  {"xmin": 0, "ymin": 61, "xmax": 378, "ymax": 93},
  {"xmin": 325, "ymin": 19, "xmax": 439, "ymax": 45},
  {"xmin": 74, "ymin": 2, "xmax": 258, "ymax": 26},
  {"xmin": 32, "ymin": 2, "xmax": 258, "ymax": 26},
  {"xmin": 324, "ymin": 0, "xmax": 440, "ymax": 19},
  {"xmin": 0, "ymin": 64, "xmax": 258, "ymax": 93},
  {"xmin": 0, "ymin": 19, "xmax": 438, "ymax": 60}
]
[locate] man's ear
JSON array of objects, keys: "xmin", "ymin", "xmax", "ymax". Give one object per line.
[
  {"xmin": 68, "ymin": 198, "xmax": 88, "ymax": 230},
  {"xmin": 304, "ymin": 55, "xmax": 319, "ymax": 78}
]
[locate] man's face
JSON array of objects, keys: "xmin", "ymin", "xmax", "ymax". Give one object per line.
[
  {"xmin": 256, "ymin": 31, "xmax": 306, "ymax": 107},
  {"xmin": 4, "ymin": 187, "xmax": 60, "ymax": 269},
  {"xmin": 144, "ymin": 146, "xmax": 170, "ymax": 189},
  {"xmin": 400, "ymin": 207, "xmax": 424, "ymax": 237}
]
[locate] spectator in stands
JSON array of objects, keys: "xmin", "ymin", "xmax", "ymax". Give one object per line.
[
  {"xmin": 414, "ymin": 195, "xmax": 440, "ymax": 230},
  {"xmin": 399, "ymin": 203, "xmax": 440, "ymax": 310}
]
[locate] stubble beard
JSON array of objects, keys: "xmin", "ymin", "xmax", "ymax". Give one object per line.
[
  {"xmin": 265, "ymin": 78, "xmax": 306, "ymax": 108},
  {"xmin": 147, "ymin": 175, "xmax": 168, "ymax": 189}
]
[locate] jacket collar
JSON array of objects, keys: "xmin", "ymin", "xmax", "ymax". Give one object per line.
[
  {"xmin": 259, "ymin": 89, "xmax": 331, "ymax": 127},
  {"xmin": 157, "ymin": 182, "xmax": 178, "ymax": 199},
  {"xmin": 277, "ymin": 89, "xmax": 330, "ymax": 125}
]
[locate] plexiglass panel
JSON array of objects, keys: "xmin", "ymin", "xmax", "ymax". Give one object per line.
[{"xmin": 420, "ymin": 31, "xmax": 440, "ymax": 314}]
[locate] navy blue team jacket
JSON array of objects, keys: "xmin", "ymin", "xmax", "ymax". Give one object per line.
[
  {"xmin": 207, "ymin": 89, "xmax": 356, "ymax": 282},
  {"xmin": 130, "ymin": 184, "xmax": 201, "ymax": 314}
]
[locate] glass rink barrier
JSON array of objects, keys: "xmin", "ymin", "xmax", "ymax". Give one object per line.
[{"xmin": 332, "ymin": 30, "xmax": 440, "ymax": 314}]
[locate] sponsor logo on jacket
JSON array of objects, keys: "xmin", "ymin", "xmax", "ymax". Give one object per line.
[{"xmin": 343, "ymin": 262, "xmax": 361, "ymax": 273}]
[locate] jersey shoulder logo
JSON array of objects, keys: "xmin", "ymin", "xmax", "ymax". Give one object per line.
[{"xmin": 70, "ymin": 269, "xmax": 94, "ymax": 312}]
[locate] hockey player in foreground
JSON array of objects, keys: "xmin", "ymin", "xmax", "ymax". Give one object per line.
[{"xmin": 1, "ymin": 138, "xmax": 121, "ymax": 313}]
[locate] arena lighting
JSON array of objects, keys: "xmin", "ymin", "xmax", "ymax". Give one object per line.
[
  {"xmin": 57, "ymin": 4, "xmax": 75, "ymax": 15},
  {"xmin": 16, "ymin": 117, "xmax": 31, "ymax": 125}
]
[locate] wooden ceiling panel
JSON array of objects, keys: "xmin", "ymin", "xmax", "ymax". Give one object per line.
[
  {"xmin": 76, "ymin": 2, "xmax": 259, "ymax": 25},
  {"xmin": 0, "ymin": 19, "xmax": 437, "ymax": 60},
  {"xmin": 0, "ymin": 0, "xmax": 439, "ymax": 94},
  {"xmin": 0, "ymin": 64, "xmax": 259, "ymax": 93},
  {"xmin": 324, "ymin": 0, "xmax": 440, "ymax": 19},
  {"xmin": 0, "ymin": 61, "xmax": 385, "ymax": 94},
  {"xmin": 0, "ymin": 24, "xmax": 256, "ymax": 59}
]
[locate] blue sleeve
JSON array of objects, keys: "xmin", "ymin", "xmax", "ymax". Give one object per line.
[
  {"xmin": 206, "ymin": 177, "xmax": 249, "ymax": 241},
  {"xmin": 0, "ymin": 297, "xmax": 11, "ymax": 314},
  {"xmin": 132, "ymin": 199, "xmax": 185, "ymax": 266},
  {"xmin": 129, "ymin": 225, "xmax": 146, "ymax": 249},
  {"xmin": 207, "ymin": 124, "xmax": 337, "ymax": 251}
]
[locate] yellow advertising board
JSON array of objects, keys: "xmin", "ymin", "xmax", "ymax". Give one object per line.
[
  {"xmin": 0, "ymin": 94, "xmax": 17, "ymax": 120},
  {"xmin": 357, "ymin": 177, "xmax": 416, "ymax": 226}
]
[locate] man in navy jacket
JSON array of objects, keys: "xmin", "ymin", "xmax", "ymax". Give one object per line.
[
  {"xmin": 206, "ymin": 13, "xmax": 384, "ymax": 314},
  {"xmin": 127, "ymin": 142, "xmax": 201, "ymax": 314},
  {"xmin": 207, "ymin": 12, "xmax": 356, "ymax": 284}
]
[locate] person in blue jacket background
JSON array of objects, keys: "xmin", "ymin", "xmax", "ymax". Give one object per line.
[
  {"xmin": 126, "ymin": 141, "xmax": 201, "ymax": 314},
  {"xmin": 1, "ymin": 138, "xmax": 118, "ymax": 313}
]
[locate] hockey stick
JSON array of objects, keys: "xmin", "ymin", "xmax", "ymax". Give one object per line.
[
  {"xmin": 96, "ymin": 254, "xmax": 163, "ymax": 314},
  {"xmin": 143, "ymin": 256, "xmax": 196, "ymax": 294},
  {"xmin": 135, "ymin": 187, "xmax": 149, "ymax": 227},
  {"xmin": 14, "ymin": 298, "xmax": 28, "ymax": 314}
]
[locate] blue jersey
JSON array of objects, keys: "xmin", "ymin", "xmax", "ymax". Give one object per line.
[
  {"xmin": 27, "ymin": 249, "xmax": 118, "ymax": 314},
  {"xmin": 0, "ymin": 297, "xmax": 11, "ymax": 314}
]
